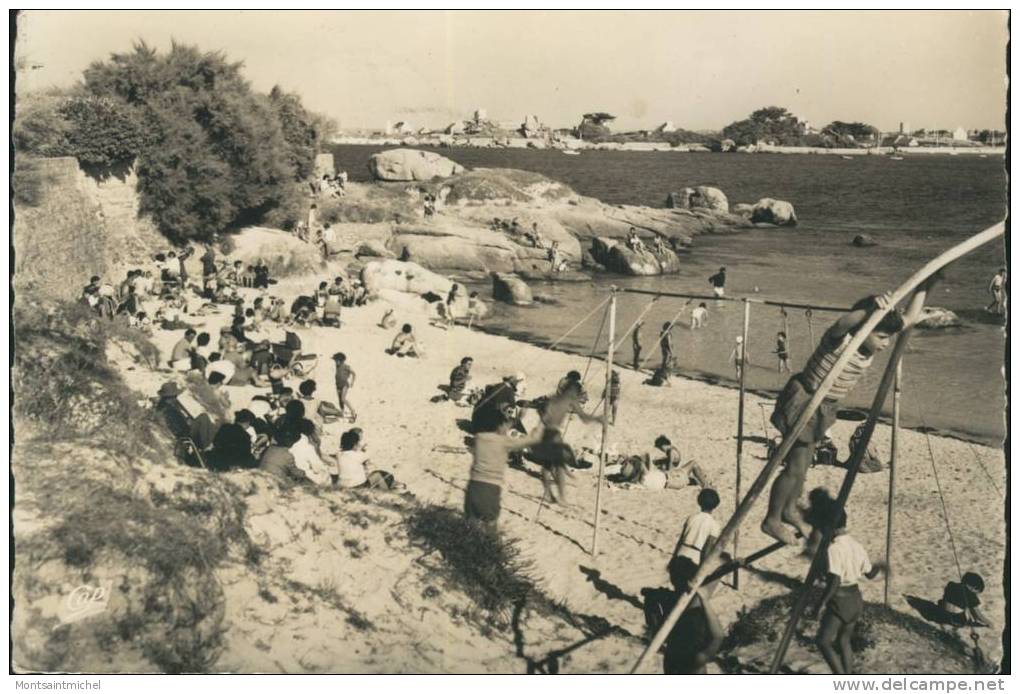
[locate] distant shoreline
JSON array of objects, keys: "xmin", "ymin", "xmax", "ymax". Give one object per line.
[{"xmin": 331, "ymin": 135, "xmax": 1006, "ymax": 157}]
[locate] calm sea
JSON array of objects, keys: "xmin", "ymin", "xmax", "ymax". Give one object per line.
[{"xmin": 331, "ymin": 144, "xmax": 1008, "ymax": 444}]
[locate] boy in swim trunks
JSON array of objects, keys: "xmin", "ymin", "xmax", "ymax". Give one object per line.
[
  {"xmin": 812, "ymin": 508, "xmax": 885, "ymax": 674},
  {"xmin": 762, "ymin": 283, "xmax": 935, "ymax": 546}
]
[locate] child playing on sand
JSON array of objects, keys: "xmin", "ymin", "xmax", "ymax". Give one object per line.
[
  {"xmin": 761, "ymin": 284, "xmax": 933, "ymax": 546},
  {"xmin": 332, "ymin": 352, "xmax": 358, "ymax": 422},
  {"xmin": 690, "ymin": 303, "xmax": 708, "ymax": 330},
  {"xmin": 602, "ymin": 370, "xmax": 621, "ymax": 425},
  {"xmin": 811, "ymin": 507, "xmax": 886, "ymax": 675},
  {"xmin": 938, "ymin": 571, "xmax": 990, "ymax": 627},
  {"xmin": 465, "ymin": 408, "xmax": 544, "ymax": 525},
  {"xmin": 632, "ymin": 321, "xmax": 644, "ymax": 370},
  {"xmin": 533, "ymin": 380, "xmax": 605, "ymax": 506},
  {"xmin": 389, "ymin": 324, "xmax": 424, "ymax": 358},
  {"xmin": 775, "ymin": 331, "xmax": 791, "ymax": 373},
  {"xmin": 672, "ymin": 488, "xmax": 721, "ymax": 567},
  {"xmin": 728, "ymin": 335, "xmax": 749, "ymax": 381}
]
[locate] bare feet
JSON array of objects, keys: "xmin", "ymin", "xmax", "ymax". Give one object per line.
[{"xmin": 761, "ymin": 518, "xmax": 799, "ymax": 545}]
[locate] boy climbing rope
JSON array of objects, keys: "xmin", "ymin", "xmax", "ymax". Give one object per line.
[{"xmin": 762, "ymin": 282, "xmax": 935, "ymax": 545}]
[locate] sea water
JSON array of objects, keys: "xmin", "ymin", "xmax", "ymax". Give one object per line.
[{"xmin": 331, "ymin": 145, "xmax": 1007, "ymax": 443}]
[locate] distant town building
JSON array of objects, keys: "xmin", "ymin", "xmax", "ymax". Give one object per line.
[{"xmin": 952, "ymin": 126, "xmax": 968, "ymax": 141}]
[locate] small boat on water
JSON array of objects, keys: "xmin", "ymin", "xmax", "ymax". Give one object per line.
[
  {"xmin": 562, "ymin": 149, "xmax": 581, "ymax": 156},
  {"xmin": 889, "ymin": 156, "xmax": 904, "ymax": 161},
  {"xmin": 841, "ymin": 155, "xmax": 854, "ymax": 160}
]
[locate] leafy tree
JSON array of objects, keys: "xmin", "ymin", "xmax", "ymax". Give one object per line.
[
  {"xmin": 722, "ymin": 106, "xmax": 805, "ymax": 146},
  {"xmin": 59, "ymin": 96, "xmax": 145, "ymax": 168},
  {"xmin": 73, "ymin": 41, "xmax": 330, "ymax": 242},
  {"xmin": 821, "ymin": 121, "xmax": 880, "ymax": 147}
]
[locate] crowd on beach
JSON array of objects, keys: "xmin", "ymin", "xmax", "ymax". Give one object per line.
[{"xmin": 76, "ymin": 226, "xmax": 1000, "ymax": 674}]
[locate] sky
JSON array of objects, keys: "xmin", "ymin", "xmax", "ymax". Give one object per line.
[{"xmin": 14, "ymin": 10, "xmax": 1009, "ymax": 132}]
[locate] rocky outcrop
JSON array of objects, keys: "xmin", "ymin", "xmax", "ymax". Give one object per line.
[
  {"xmin": 354, "ymin": 239, "xmax": 396, "ymax": 259},
  {"xmin": 228, "ymin": 227, "xmax": 324, "ymax": 278},
  {"xmin": 666, "ymin": 186, "xmax": 729, "ymax": 215},
  {"xmin": 361, "ymin": 259, "xmax": 455, "ymax": 296},
  {"xmin": 750, "ymin": 198, "xmax": 798, "ymax": 226},
  {"xmin": 589, "ymin": 237, "xmax": 681, "ymax": 276},
  {"xmin": 368, "ymin": 149, "xmax": 465, "ymax": 182},
  {"xmin": 852, "ymin": 234, "xmax": 878, "ymax": 247},
  {"xmin": 388, "ymin": 221, "xmax": 520, "ymax": 273},
  {"xmin": 491, "ymin": 273, "xmax": 533, "ymax": 305},
  {"xmin": 915, "ymin": 306, "xmax": 962, "ymax": 329}
]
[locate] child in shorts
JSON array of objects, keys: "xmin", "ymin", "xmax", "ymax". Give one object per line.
[
  {"xmin": 762, "ymin": 283, "xmax": 935, "ymax": 546},
  {"xmin": 775, "ymin": 331, "xmax": 791, "ymax": 373},
  {"xmin": 812, "ymin": 508, "xmax": 885, "ymax": 674}
]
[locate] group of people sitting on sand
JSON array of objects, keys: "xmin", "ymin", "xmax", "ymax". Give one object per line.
[{"xmin": 310, "ymin": 171, "xmax": 347, "ymax": 199}]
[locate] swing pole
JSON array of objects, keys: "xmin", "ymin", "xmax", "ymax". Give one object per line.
[
  {"xmin": 885, "ymin": 360, "xmax": 902, "ymax": 607},
  {"xmin": 627, "ymin": 221, "xmax": 1003, "ymax": 674},
  {"xmin": 591, "ymin": 289, "xmax": 617, "ymax": 557},
  {"xmin": 769, "ymin": 327, "xmax": 915, "ymax": 673},
  {"xmin": 734, "ymin": 298, "xmax": 751, "ymax": 589}
]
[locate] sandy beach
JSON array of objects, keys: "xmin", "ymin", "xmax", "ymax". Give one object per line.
[{"xmin": 119, "ymin": 274, "xmax": 1006, "ymax": 673}]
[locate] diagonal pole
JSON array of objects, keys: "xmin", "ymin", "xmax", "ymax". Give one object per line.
[
  {"xmin": 768, "ymin": 326, "xmax": 915, "ymax": 673},
  {"xmin": 734, "ymin": 298, "xmax": 751, "ymax": 589},
  {"xmin": 627, "ymin": 222, "xmax": 1003, "ymax": 674},
  {"xmin": 884, "ymin": 360, "xmax": 902, "ymax": 607}
]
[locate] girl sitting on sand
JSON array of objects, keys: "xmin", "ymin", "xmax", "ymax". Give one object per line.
[{"xmin": 388, "ymin": 324, "xmax": 424, "ymax": 358}]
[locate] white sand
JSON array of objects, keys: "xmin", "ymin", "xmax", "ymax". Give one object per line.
[{"xmin": 131, "ymin": 278, "xmax": 1006, "ymax": 673}]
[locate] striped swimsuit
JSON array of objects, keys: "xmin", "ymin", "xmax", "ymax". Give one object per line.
[{"xmin": 799, "ymin": 333, "xmax": 873, "ymax": 401}]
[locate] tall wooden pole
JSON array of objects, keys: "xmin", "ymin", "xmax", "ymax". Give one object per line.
[
  {"xmin": 734, "ymin": 299, "xmax": 751, "ymax": 589},
  {"xmin": 884, "ymin": 359, "xmax": 902, "ymax": 607},
  {"xmin": 591, "ymin": 289, "xmax": 617, "ymax": 556},
  {"xmin": 627, "ymin": 222, "xmax": 1003, "ymax": 674}
]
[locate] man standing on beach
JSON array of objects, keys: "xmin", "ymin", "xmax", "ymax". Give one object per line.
[
  {"xmin": 632, "ymin": 321, "xmax": 644, "ymax": 370},
  {"xmin": 709, "ymin": 267, "xmax": 727, "ymax": 298},
  {"xmin": 659, "ymin": 322, "xmax": 675, "ymax": 372},
  {"xmin": 986, "ymin": 267, "xmax": 1006, "ymax": 315}
]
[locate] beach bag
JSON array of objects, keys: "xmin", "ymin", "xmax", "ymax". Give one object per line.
[
  {"xmin": 285, "ymin": 331, "xmax": 302, "ymax": 351},
  {"xmin": 366, "ymin": 470, "xmax": 397, "ymax": 490}
]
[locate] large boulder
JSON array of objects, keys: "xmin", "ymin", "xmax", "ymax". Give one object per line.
[
  {"xmin": 491, "ymin": 273, "xmax": 533, "ymax": 305},
  {"xmin": 360, "ymin": 259, "xmax": 453, "ymax": 296},
  {"xmin": 227, "ymin": 226, "xmax": 323, "ymax": 277},
  {"xmin": 590, "ymin": 237, "xmax": 681, "ymax": 276},
  {"xmin": 666, "ymin": 186, "xmax": 729, "ymax": 215},
  {"xmin": 354, "ymin": 239, "xmax": 396, "ymax": 259},
  {"xmin": 750, "ymin": 198, "xmax": 798, "ymax": 226},
  {"xmin": 368, "ymin": 149, "xmax": 465, "ymax": 182},
  {"xmin": 388, "ymin": 220, "xmax": 520, "ymax": 273},
  {"xmin": 915, "ymin": 306, "xmax": 962, "ymax": 329}
]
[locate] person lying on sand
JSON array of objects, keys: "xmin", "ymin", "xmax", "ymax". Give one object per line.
[
  {"xmin": 810, "ymin": 507, "xmax": 886, "ymax": 675},
  {"xmin": 762, "ymin": 282, "xmax": 936, "ymax": 546},
  {"xmin": 388, "ymin": 323, "xmax": 424, "ymax": 358}
]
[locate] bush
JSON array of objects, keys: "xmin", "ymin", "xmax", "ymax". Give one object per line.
[
  {"xmin": 406, "ymin": 505, "xmax": 534, "ymax": 626},
  {"xmin": 58, "ymin": 96, "xmax": 144, "ymax": 169},
  {"xmin": 13, "ymin": 298, "xmax": 170, "ymax": 459},
  {"xmin": 70, "ymin": 41, "xmax": 331, "ymax": 243}
]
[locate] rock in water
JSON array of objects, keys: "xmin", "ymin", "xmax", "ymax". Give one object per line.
[
  {"xmin": 589, "ymin": 237, "xmax": 681, "ymax": 276},
  {"xmin": 750, "ymin": 198, "xmax": 798, "ymax": 226},
  {"xmin": 666, "ymin": 186, "xmax": 730, "ymax": 215},
  {"xmin": 368, "ymin": 148, "xmax": 465, "ymax": 181},
  {"xmin": 915, "ymin": 306, "xmax": 962, "ymax": 329},
  {"xmin": 732, "ymin": 203, "xmax": 755, "ymax": 217},
  {"xmin": 491, "ymin": 273, "xmax": 533, "ymax": 305},
  {"xmin": 852, "ymin": 234, "xmax": 878, "ymax": 247}
]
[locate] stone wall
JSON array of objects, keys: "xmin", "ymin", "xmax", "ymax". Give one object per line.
[{"xmin": 13, "ymin": 157, "xmax": 166, "ymax": 299}]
